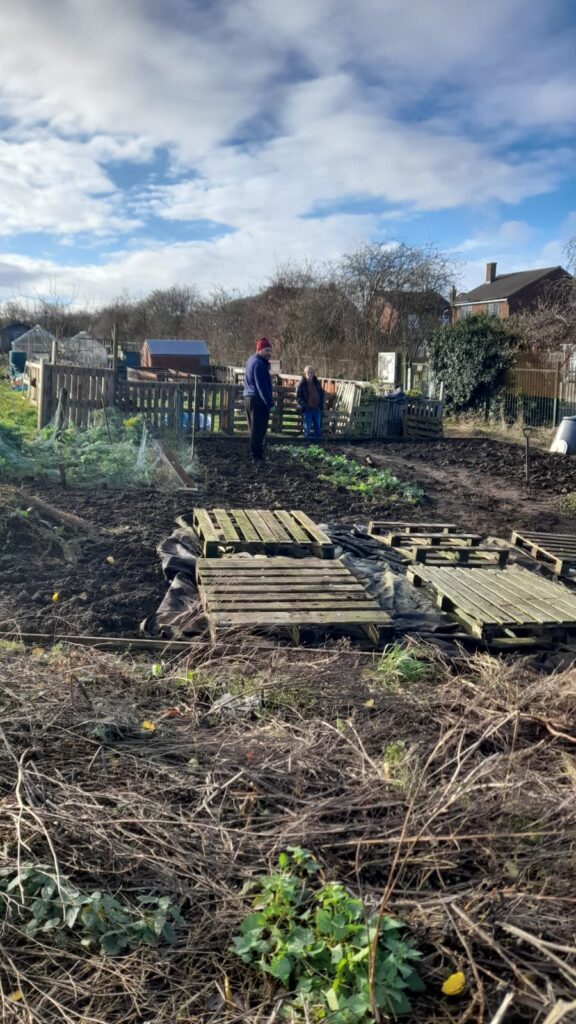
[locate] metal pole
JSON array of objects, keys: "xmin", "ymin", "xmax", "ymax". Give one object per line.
[
  {"xmin": 552, "ymin": 363, "xmax": 560, "ymax": 427},
  {"xmin": 523, "ymin": 427, "xmax": 532, "ymax": 491},
  {"xmin": 191, "ymin": 374, "xmax": 198, "ymax": 462}
]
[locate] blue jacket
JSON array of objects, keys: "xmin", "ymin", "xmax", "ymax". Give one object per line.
[{"xmin": 243, "ymin": 353, "xmax": 273, "ymax": 408}]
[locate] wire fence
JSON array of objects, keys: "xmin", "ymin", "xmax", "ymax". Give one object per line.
[{"xmin": 502, "ymin": 366, "xmax": 576, "ymax": 428}]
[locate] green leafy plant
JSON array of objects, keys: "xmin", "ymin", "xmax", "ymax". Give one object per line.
[
  {"xmin": 0, "ymin": 863, "xmax": 183, "ymax": 955},
  {"xmin": 231, "ymin": 848, "xmax": 423, "ymax": 1022},
  {"xmin": 428, "ymin": 313, "xmax": 521, "ymax": 414},
  {"xmin": 376, "ymin": 645, "xmax": 427, "ymax": 686},
  {"xmin": 280, "ymin": 446, "xmax": 422, "ymax": 504}
]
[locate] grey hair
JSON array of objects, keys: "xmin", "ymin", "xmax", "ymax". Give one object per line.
[{"xmin": 304, "ymin": 365, "xmax": 314, "ymax": 374}]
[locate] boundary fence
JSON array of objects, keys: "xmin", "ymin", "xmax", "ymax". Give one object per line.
[
  {"xmin": 503, "ymin": 365, "xmax": 576, "ymax": 428},
  {"xmin": 26, "ymin": 361, "xmax": 443, "ymax": 441}
]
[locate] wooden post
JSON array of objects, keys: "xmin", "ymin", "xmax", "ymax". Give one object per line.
[
  {"xmin": 37, "ymin": 359, "xmax": 53, "ymax": 428},
  {"xmin": 50, "ymin": 338, "xmax": 58, "ymax": 364},
  {"xmin": 111, "ymin": 323, "xmax": 119, "ymax": 403}
]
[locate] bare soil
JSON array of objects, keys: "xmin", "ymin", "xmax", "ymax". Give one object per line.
[{"xmin": 2, "ymin": 435, "xmax": 576, "ymax": 638}]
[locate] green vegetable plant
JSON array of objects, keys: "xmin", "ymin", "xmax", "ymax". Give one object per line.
[
  {"xmin": 231, "ymin": 847, "xmax": 423, "ymax": 1022},
  {"xmin": 0, "ymin": 863, "xmax": 183, "ymax": 955},
  {"xmin": 280, "ymin": 446, "xmax": 422, "ymax": 503}
]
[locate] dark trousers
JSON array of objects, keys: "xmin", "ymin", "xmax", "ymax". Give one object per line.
[{"xmin": 244, "ymin": 396, "xmax": 270, "ymax": 460}]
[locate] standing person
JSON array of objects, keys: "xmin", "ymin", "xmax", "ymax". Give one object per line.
[
  {"xmin": 243, "ymin": 336, "xmax": 273, "ymax": 462},
  {"xmin": 296, "ymin": 365, "xmax": 324, "ymax": 441}
]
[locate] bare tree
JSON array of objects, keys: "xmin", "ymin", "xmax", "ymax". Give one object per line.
[
  {"xmin": 514, "ymin": 238, "xmax": 576, "ymax": 366},
  {"xmin": 338, "ymin": 242, "xmax": 457, "ymax": 377}
]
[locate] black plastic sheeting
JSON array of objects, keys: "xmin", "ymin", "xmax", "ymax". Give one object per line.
[{"xmin": 141, "ymin": 523, "xmax": 463, "ymax": 649}]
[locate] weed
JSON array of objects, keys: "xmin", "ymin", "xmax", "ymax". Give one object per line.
[
  {"xmin": 381, "ymin": 741, "xmax": 410, "ymax": 789},
  {"xmin": 0, "ymin": 863, "xmax": 184, "ymax": 956},
  {"xmin": 232, "ymin": 847, "xmax": 423, "ymax": 1021},
  {"xmin": 375, "ymin": 645, "xmax": 427, "ymax": 688}
]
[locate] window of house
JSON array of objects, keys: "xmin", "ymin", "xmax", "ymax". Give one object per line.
[
  {"xmin": 487, "ymin": 302, "xmax": 500, "ymax": 316},
  {"xmin": 459, "ymin": 305, "xmax": 472, "ymax": 318}
]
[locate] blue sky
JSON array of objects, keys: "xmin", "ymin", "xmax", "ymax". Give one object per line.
[{"xmin": 0, "ymin": 0, "xmax": 574, "ymax": 304}]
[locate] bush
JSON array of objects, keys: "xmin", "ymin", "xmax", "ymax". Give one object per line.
[{"xmin": 428, "ymin": 314, "xmax": 520, "ymax": 413}]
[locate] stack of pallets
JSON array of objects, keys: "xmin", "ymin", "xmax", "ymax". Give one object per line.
[
  {"xmin": 187, "ymin": 507, "xmax": 390, "ymax": 645},
  {"xmin": 368, "ymin": 521, "xmax": 510, "ymax": 567}
]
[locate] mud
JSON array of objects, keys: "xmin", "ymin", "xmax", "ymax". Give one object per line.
[{"xmin": 1, "ymin": 435, "xmax": 575, "ymax": 638}]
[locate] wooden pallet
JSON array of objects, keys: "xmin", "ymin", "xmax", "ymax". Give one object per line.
[
  {"xmin": 408, "ymin": 564, "xmax": 576, "ymax": 646},
  {"xmin": 369, "ymin": 521, "xmax": 458, "ymax": 536},
  {"xmin": 511, "ymin": 530, "xmax": 576, "ymax": 577},
  {"xmin": 196, "ymin": 557, "xmax": 391, "ymax": 643},
  {"xmin": 368, "ymin": 521, "xmax": 510, "ymax": 565},
  {"xmin": 186, "ymin": 508, "xmax": 335, "ymax": 558}
]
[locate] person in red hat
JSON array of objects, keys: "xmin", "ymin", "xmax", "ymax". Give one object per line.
[{"xmin": 243, "ymin": 336, "xmax": 273, "ymax": 462}]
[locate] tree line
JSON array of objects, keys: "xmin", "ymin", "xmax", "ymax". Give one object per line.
[
  {"xmin": 0, "ymin": 243, "xmax": 456, "ymax": 381},
  {"xmin": 2, "ymin": 236, "xmax": 574, "ymax": 412}
]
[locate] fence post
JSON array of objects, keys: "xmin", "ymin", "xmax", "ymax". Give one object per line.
[
  {"xmin": 37, "ymin": 359, "xmax": 53, "ymax": 429},
  {"xmin": 111, "ymin": 323, "xmax": 119, "ymax": 402}
]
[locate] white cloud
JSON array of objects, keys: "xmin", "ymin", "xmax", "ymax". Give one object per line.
[{"xmin": 0, "ymin": 0, "xmax": 572, "ymax": 298}]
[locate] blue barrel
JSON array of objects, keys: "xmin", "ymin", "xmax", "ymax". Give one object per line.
[
  {"xmin": 550, "ymin": 416, "xmax": 576, "ymax": 455},
  {"xmin": 124, "ymin": 351, "xmax": 141, "ymax": 369},
  {"xmin": 9, "ymin": 351, "xmax": 26, "ymax": 375}
]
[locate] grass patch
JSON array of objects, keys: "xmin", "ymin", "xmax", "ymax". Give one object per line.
[
  {"xmin": 280, "ymin": 445, "xmax": 423, "ymax": 502},
  {"xmin": 0, "ymin": 375, "xmax": 38, "ymax": 441},
  {"xmin": 375, "ymin": 644, "xmax": 429, "ymax": 688}
]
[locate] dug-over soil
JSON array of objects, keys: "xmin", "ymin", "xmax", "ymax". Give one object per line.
[{"xmin": 2, "ymin": 435, "xmax": 576, "ymax": 639}]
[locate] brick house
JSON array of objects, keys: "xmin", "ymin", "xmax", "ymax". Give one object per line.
[{"xmin": 452, "ymin": 262, "xmax": 571, "ymax": 321}]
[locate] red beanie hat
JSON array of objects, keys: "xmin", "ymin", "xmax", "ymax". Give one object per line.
[{"xmin": 256, "ymin": 336, "xmax": 272, "ymax": 352}]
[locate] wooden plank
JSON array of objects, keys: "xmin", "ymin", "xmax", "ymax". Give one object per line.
[
  {"xmin": 156, "ymin": 439, "xmax": 197, "ymax": 489},
  {"xmin": 230, "ymin": 508, "xmax": 266, "ymax": 544},
  {"xmin": 274, "ymin": 510, "xmax": 311, "ymax": 543},
  {"xmin": 257, "ymin": 510, "xmax": 293, "ymax": 543},
  {"xmin": 210, "ymin": 597, "xmax": 382, "ymax": 609},
  {"xmin": 213, "ymin": 610, "xmax": 390, "ymax": 625},
  {"xmin": 291, "ymin": 510, "xmax": 333, "ymax": 548},
  {"xmin": 245, "ymin": 509, "xmax": 279, "ymax": 542},
  {"xmin": 193, "ymin": 509, "xmax": 221, "ymax": 545},
  {"xmin": 212, "ymin": 509, "xmax": 241, "ymax": 543},
  {"xmin": 202, "ymin": 581, "xmax": 371, "ymax": 594}
]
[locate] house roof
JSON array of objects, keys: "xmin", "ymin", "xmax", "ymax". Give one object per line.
[
  {"xmin": 454, "ymin": 266, "xmax": 568, "ymax": 304},
  {"xmin": 144, "ymin": 339, "xmax": 208, "ymax": 355}
]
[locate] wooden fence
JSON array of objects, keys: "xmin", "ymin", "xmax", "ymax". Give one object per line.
[{"xmin": 26, "ymin": 360, "xmax": 442, "ymax": 440}]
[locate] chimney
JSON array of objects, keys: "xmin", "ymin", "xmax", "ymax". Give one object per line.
[{"xmin": 486, "ymin": 262, "xmax": 497, "ymax": 284}]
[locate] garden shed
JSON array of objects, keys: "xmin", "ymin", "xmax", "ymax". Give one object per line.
[{"xmin": 141, "ymin": 339, "xmax": 210, "ymax": 374}]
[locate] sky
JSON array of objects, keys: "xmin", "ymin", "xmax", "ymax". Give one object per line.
[{"xmin": 0, "ymin": 0, "xmax": 575, "ymax": 306}]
